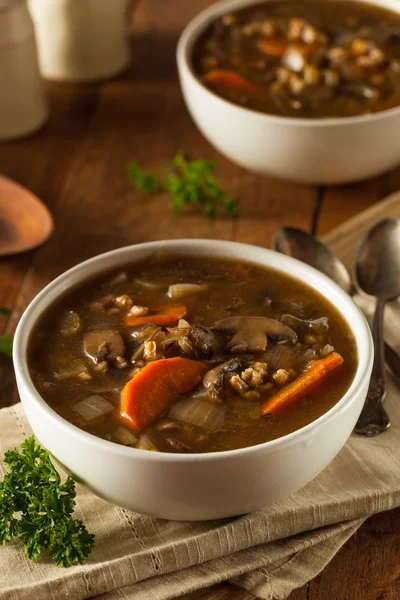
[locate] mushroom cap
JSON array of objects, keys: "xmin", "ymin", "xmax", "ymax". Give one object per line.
[
  {"xmin": 213, "ymin": 316, "xmax": 297, "ymax": 352},
  {"xmin": 203, "ymin": 358, "xmax": 241, "ymax": 388},
  {"xmin": 84, "ymin": 329, "xmax": 125, "ymax": 363},
  {"xmin": 281, "ymin": 314, "xmax": 329, "ymax": 334},
  {"xmin": 203, "ymin": 358, "xmax": 242, "ymax": 400}
]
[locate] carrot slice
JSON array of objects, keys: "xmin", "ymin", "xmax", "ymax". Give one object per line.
[
  {"xmin": 203, "ymin": 69, "xmax": 261, "ymax": 93},
  {"xmin": 257, "ymin": 38, "xmax": 289, "ymax": 57},
  {"xmin": 120, "ymin": 357, "xmax": 208, "ymax": 431},
  {"xmin": 124, "ymin": 304, "xmax": 187, "ymax": 328},
  {"xmin": 261, "ymin": 352, "xmax": 344, "ymax": 416}
]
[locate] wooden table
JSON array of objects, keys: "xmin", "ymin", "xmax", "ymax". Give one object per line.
[{"xmin": 0, "ymin": 1, "xmax": 399, "ymax": 598}]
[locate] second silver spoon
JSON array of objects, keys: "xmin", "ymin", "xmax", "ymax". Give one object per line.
[{"xmin": 354, "ymin": 219, "xmax": 400, "ymax": 435}]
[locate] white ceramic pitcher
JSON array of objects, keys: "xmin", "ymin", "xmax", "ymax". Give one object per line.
[
  {"xmin": 0, "ymin": 0, "xmax": 48, "ymax": 141},
  {"xmin": 28, "ymin": 0, "xmax": 135, "ymax": 81}
]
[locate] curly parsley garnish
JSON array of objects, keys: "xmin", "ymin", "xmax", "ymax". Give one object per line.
[
  {"xmin": 0, "ymin": 436, "xmax": 94, "ymax": 567},
  {"xmin": 127, "ymin": 153, "xmax": 238, "ymax": 218}
]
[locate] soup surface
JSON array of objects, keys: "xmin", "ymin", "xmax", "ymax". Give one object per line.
[
  {"xmin": 29, "ymin": 254, "xmax": 358, "ymax": 453},
  {"xmin": 193, "ymin": 0, "xmax": 400, "ymax": 118}
]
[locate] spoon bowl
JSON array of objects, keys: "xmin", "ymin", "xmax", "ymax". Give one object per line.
[
  {"xmin": 0, "ymin": 175, "xmax": 53, "ymax": 256},
  {"xmin": 274, "ymin": 227, "xmax": 352, "ymax": 294},
  {"xmin": 356, "ymin": 218, "xmax": 400, "ymax": 301}
]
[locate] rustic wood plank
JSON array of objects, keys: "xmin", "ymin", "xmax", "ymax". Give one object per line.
[
  {"xmin": 289, "ymin": 509, "xmax": 400, "ymax": 600},
  {"xmin": 232, "ymin": 175, "xmax": 318, "ymax": 247},
  {"xmin": 317, "ymin": 165, "xmax": 400, "ymax": 236}
]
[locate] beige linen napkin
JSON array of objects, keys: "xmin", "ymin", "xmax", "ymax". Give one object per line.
[{"xmin": 1, "ymin": 192, "xmax": 400, "ymax": 600}]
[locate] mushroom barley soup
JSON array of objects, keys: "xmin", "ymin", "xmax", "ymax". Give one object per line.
[
  {"xmin": 193, "ymin": 0, "xmax": 400, "ymax": 118},
  {"xmin": 29, "ymin": 255, "xmax": 358, "ymax": 453}
]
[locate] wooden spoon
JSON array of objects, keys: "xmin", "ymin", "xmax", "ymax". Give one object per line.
[{"xmin": 0, "ymin": 175, "xmax": 53, "ymax": 256}]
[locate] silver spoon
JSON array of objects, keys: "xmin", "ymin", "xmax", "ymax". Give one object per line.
[
  {"xmin": 274, "ymin": 227, "xmax": 400, "ymax": 387},
  {"xmin": 354, "ymin": 219, "xmax": 400, "ymax": 435},
  {"xmin": 274, "ymin": 227, "xmax": 353, "ymax": 294}
]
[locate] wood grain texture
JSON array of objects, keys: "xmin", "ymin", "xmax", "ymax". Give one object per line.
[
  {"xmin": 0, "ymin": 175, "xmax": 53, "ymax": 256},
  {"xmin": 0, "ymin": 0, "xmax": 398, "ymax": 598}
]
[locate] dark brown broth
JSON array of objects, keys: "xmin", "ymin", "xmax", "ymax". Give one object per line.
[
  {"xmin": 28, "ymin": 254, "xmax": 358, "ymax": 452},
  {"xmin": 193, "ymin": 0, "xmax": 400, "ymax": 118}
]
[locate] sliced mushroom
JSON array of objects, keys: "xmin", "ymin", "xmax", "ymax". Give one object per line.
[
  {"xmin": 212, "ymin": 317, "xmax": 297, "ymax": 352},
  {"xmin": 280, "ymin": 314, "xmax": 329, "ymax": 335},
  {"xmin": 131, "ymin": 326, "xmax": 162, "ymax": 363},
  {"xmin": 203, "ymin": 358, "xmax": 242, "ymax": 388},
  {"xmin": 203, "ymin": 358, "xmax": 241, "ymax": 399},
  {"xmin": 185, "ymin": 327, "xmax": 218, "ymax": 357},
  {"xmin": 89, "ymin": 295, "xmax": 115, "ymax": 312},
  {"xmin": 156, "ymin": 419, "xmax": 182, "ymax": 432},
  {"xmin": 164, "ymin": 437, "xmax": 193, "ymax": 453},
  {"xmin": 161, "ymin": 326, "xmax": 218, "ymax": 358},
  {"xmin": 83, "ymin": 329, "xmax": 125, "ymax": 364}
]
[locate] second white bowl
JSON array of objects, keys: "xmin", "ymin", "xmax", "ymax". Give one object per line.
[{"xmin": 177, "ymin": 0, "xmax": 400, "ymax": 185}]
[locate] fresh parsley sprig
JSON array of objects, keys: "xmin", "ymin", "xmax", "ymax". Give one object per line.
[
  {"xmin": 0, "ymin": 436, "xmax": 94, "ymax": 567},
  {"xmin": 0, "ymin": 307, "xmax": 12, "ymax": 358},
  {"xmin": 127, "ymin": 153, "xmax": 238, "ymax": 218}
]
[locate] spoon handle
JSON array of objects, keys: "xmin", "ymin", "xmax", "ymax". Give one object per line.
[
  {"xmin": 354, "ymin": 298, "xmax": 390, "ymax": 436},
  {"xmin": 384, "ymin": 342, "xmax": 400, "ymax": 387}
]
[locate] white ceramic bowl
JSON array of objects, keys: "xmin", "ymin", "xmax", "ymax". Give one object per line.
[
  {"xmin": 13, "ymin": 240, "xmax": 373, "ymax": 520},
  {"xmin": 177, "ymin": 0, "xmax": 400, "ymax": 185}
]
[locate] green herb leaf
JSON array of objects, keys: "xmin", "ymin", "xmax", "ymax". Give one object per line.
[
  {"xmin": 127, "ymin": 163, "xmax": 159, "ymax": 193},
  {"xmin": 127, "ymin": 154, "xmax": 238, "ymax": 218},
  {"xmin": 0, "ymin": 334, "xmax": 13, "ymax": 358},
  {"xmin": 0, "ymin": 307, "xmax": 11, "ymax": 318},
  {"xmin": 0, "ymin": 436, "xmax": 95, "ymax": 567}
]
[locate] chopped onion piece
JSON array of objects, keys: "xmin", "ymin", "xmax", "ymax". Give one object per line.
[
  {"xmin": 54, "ymin": 359, "xmax": 88, "ymax": 380},
  {"xmin": 178, "ymin": 336, "xmax": 193, "ymax": 355},
  {"xmin": 114, "ymin": 426, "xmax": 138, "ymax": 446},
  {"xmin": 136, "ymin": 434, "xmax": 160, "ymax": 452},
  {"xmin": 108, "ymin": 271, "xmax": 128, "ymax": 286},
  {"xmin": 135, "ymin": 278, "xmax": 164, "ymax": 290},
  {"xmin": 169, "ymin": 398, "xmax": 225, "ymax": 432},
  {"xmin": 177, "ymin": 319, "xmax": 191, "ymax": 329},
  {"xmin": 167, "ymin": 283, "xmax": 208, "ymax": 299},
  {"xmin": 73, "ymin": 395, "xmax": 114, "ymax": 421}
]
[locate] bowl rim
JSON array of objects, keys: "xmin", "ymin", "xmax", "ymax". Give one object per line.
[
  {"xmin": 13, "ymin": 239, "xmax": 373, "ymax": 463},
  {"xmin": 176, "ymin": 0, "xmax": 400, "ymax": 127}
]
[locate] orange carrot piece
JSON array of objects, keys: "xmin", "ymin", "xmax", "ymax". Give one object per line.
[
  {"xmin": 124, "ymin": 304, "xmax": 187, "ymax": 328},
  {"xmin": 261, "ymin": 352, "xmax": 343, "ymax": 416},
  {"xmin": 257, "ymin": 38, "xmax": 289, "ymax": 57},
  {"xmin": 120, "ymin": 357, "xmax": 208, "ymax": 431},
  {"xmin": 203, "ymin": 69, "xmax": 261, "ymax": 93}
]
